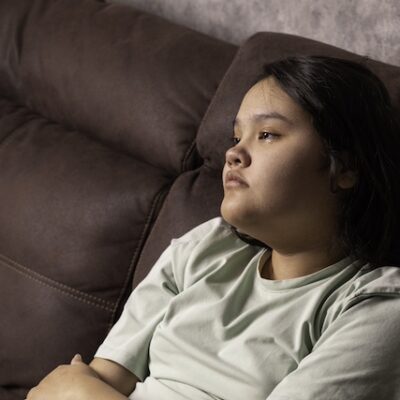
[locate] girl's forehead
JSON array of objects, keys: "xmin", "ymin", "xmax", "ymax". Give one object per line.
[{"xmin": 238, "ymin": 77, "xmax": 309, "ymax": 123}]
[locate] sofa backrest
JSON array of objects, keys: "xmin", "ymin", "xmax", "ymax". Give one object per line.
[
  {"xmin": 0, "ymin": 0, "xmax": 236, "ymax": 394},
  {"xmin": 1, "ymin": 0, "xmax": 399, "ymax": 397}
]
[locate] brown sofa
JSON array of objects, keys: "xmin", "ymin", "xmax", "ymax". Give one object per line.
[{"xmin": 1, "ymin": 0, "xmax": 399, "ymax": 399}]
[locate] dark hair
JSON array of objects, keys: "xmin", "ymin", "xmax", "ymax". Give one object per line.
[{"xmin": 235, "ymin": 55, "xmax": 400, "ymax": 268}]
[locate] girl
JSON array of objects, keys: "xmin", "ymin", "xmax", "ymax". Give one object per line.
[{"xmin": 27, "ymin": 55, "xmax": 400, "ymax": 400}]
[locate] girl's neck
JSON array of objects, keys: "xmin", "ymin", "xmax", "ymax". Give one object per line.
[{"xmin": 261, "ymin": 247, "xmax": 347, "ymax": 281}]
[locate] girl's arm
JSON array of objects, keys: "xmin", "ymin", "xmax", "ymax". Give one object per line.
[
  {"xmin": 89, "ymin": 356, "xmax": 140, "ymax": 396},
  {"xmin": 266, "ymin": 296, "xmax": 400, "ymax": 400},
  {"xmin": 26, "ymin": 355, "xmax": 140, "ymax": 400}
]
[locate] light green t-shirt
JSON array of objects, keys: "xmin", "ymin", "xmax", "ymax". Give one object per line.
[{"xmin": 95, "ymin": 217, "xmax": 400, "ymax": 400}]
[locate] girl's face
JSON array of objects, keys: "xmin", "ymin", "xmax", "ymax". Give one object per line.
[{"xmin": 221, "ymin": 77, "xmax": 340, "ymax": 249}]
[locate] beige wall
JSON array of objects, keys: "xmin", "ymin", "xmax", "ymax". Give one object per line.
[{"xmin": 109, "ymin": 0, "xmax": 400, "ymax": 66}]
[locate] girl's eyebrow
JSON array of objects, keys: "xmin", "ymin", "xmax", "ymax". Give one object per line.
[{"xmin": 232, "ymin": 112, "xmax": 294, "ymax": 128}]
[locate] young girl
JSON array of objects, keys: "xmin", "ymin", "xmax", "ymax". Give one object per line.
[{"xmin": 27, "ymin": 55, "xmax": 400, "ymax": 400}]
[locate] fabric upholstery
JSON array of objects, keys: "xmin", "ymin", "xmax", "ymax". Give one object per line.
[
  {"xmin": 0, "ymin": 0, "xmax": 235, "ymax": 397},
  {"xmin": 0, "ymin": 0, "xmax": 399, "ymax": 399}
]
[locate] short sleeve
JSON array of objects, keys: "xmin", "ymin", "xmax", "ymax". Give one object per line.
[
  {"xmin": 267, "ymin": 295, "xmax": 400, "ymax": 400},
  {"xmin": 94, "ymin": 242, "xmax": 183, "ymax": 381}
]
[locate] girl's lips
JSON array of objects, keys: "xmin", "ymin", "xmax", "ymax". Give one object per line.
[{"xmin": 225, "ymin": 171, "xmax": 249, "ymax": 187}]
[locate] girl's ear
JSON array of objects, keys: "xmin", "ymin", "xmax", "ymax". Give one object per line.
[{"xmin": 335, "ymin": 151, "xmax": 358, "ymax": 190}]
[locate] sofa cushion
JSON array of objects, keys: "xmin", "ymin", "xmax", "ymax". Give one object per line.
[
  {"xmin": 0, "ymin": 0, "xmax": 236, "ymax": 175},
  {"xmin": 0, "ymin": 0, "xmax": 236, "ymax": 395},
  {"xmin": 134, "ymin": 166, "xmax": 223, "ymax": 287},
  {"xmin": 197, "ymin": 32, "xmax": 400, "ymax": 171}
]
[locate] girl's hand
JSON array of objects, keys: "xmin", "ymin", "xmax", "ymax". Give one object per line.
[{"xmin": 26, "ymin": 354, "xmax": 100, "ymax": 400}]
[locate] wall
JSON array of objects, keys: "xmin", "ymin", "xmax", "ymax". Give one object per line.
[{"xmin": 109, "ymin": 0, "xmax": 400, "ymax": 66}]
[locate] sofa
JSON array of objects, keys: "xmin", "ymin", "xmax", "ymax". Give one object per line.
[{"xmin": 1, "ymin": 0, "xmax": 399, "ymax": 399}]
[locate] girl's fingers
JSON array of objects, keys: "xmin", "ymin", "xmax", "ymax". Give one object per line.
[{"xmin": 70, "ymin": 353, "xmax": 83, "ymax": 364}]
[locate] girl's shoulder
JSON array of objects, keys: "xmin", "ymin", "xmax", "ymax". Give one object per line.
[
  {"xmin": 347, "ymin": 263, "xmax": 400, "ymax": 299},
  {"xmin": 323, "ymin": 264, "xmax": 400, "ymax": 329},
  {"xmin": 167, "ymin": 217, "xmax": 260, "ymax": 289}
]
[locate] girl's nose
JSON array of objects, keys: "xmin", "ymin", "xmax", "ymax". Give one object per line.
[{"xmin": 225, "ymin": 145, "xmax": 250, "ymax": 167}]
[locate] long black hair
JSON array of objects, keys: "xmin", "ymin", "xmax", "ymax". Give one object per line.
[{"xmin": 235, "ymin": 55, "xmax": 400, "ymax": 268}]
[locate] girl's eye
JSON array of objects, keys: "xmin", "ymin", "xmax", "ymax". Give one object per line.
[
  {"xmin": 231, "ymin": 132, "xmax": 278, "ymax": 145},
  {"xmin": 259, "ymin": 131, "xmax": 278, "ymax": 141},
  {"xmin": 232, "ymin": 137, "xmax": 240, "ymax": 145}
]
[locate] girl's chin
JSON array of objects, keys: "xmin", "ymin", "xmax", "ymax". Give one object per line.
[
  {"xmin": 220, "ymin": 204, "xmax": 240, "ymax": 226},
  {"xmin": 221, "ymin": 206, "xmax": 269, "ymax": 242},
  {"xmin": 221, "ymin": 206, "xmax": 255, "ymax": 232}
]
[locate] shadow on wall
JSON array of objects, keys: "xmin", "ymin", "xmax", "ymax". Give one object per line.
[{"xmin": 108, "ymin": 0, "xmax": 400, "ymax": 66}]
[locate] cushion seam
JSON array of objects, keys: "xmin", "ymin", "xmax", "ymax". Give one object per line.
[
  {"xmin": 181, "ymin": 138, "xmax": 197, "ymax": 172},
  {"xmin": 0, "ymin": 253, "xmax": 115, "ymax": 312},
  {"xmin": 109, "ymin": 183, "xmax": 171, "ymax": 329}
]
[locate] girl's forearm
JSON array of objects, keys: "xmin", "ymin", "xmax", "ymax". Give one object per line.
[
  {"xmin": 80, "ymin": 376, "xmax": 130, "ymax": 400},
  {"xmin": 26, "ymin": 363, "xmax": 132, "ymax": 400}
]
